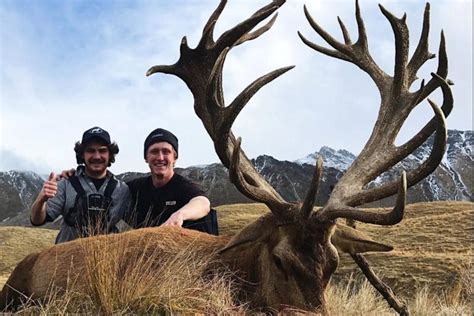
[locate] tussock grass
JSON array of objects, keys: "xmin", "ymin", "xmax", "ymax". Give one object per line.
[
  {"xmin": 9, "ymin": 232, "xmax": 244, "ymax": 314},
  {"xmin": 77, "ymin": 233, "xmax": 241, "ymax": 314},
  {"xmin": 407, "ymin": 284, "xmax": 473, "ymax": 316},
  {"xmin": 326, "ymin": 263, "xmax": 473, "ymax": 315},
  {"xmin": 1, "ymin": 200, "xmax": 472, "ymax": 314},
  {"xmin": 326, "ymin": 277, "xmax": 392, "ymax": 315}
]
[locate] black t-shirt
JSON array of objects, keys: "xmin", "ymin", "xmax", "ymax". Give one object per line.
[
  {"xmin": 90, "ymin": 177, "xmax": 106, "ymax": 191},
  {"xmin": 125, "ymin": 173, "xmax": 207, "ymax": 229}
]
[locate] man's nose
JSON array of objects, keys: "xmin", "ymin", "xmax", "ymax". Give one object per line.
[{"xmin": 92, "ymin": 150, "xmax": 101, "ymax": 158}]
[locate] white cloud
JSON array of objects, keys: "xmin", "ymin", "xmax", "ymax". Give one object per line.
[
  {"xmin": 0, "ymin": 149, "xmax": 52, "ymax": 175},
  {"xmin": 1, "ymin": 0, "xmax": 471, "ymax": 174}
]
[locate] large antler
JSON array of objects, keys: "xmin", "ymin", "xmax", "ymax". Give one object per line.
[
  {"xmin": 299, "ymin": 4, "xmax": 452, "ymax": 314},
  {"xmin": 299, "ymin": 1, "xmax": 452, "ymax": 224},
  {"xmin": 147, "ymin": 0, "xmax": 316, "ymax": 221}
]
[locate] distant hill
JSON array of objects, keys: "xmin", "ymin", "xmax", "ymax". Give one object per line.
[
  {"xmin": 1, "ymin": 129, "xmax": 472, "ymax": 227},
  {"xmin": 0, "ymin": 171, "xmax": 44, "ymax": 224}
]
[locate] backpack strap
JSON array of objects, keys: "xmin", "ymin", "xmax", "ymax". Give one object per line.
[
  {"xmin": 69, "ymin": 175, "xmax": 86, "ymax": 196},
  {"xmin": 209, "ymin": 208, "xmax": 219, "ymax": 236},
  {"xmin": 64, "ymin": 175, "xmax": 86, "ymax": 228},
  {"xmin": 103, "ymin": 177, "xmax": 118, "ymax": 200}
]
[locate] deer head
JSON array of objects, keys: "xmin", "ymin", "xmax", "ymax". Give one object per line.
[{"xmin": 147, "ymin": 0, "xmax": 451, "ymax": 312}]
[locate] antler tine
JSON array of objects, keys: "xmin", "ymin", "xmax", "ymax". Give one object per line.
[
  {"xmin": 317, "ymin": 171, "xmax": 406, "ymax": 225},
  {"xmin": 235, "ymin": 13, "xmax": 278, "ymax": 47},
  {"xmin": 299, "ymin": 3, "xmax": 386, "ymax": 88},
  {"xmin": 207, "ymin": 49, "xmax": 295, "ymax": 160},
  {"xmin": 215, "ymin": 1, "xmax": 283, "ymax": 51},
  {"xmin": 400, "ymin": 73, "xmax": 452, "ymax": 158},
  {"xmin": 416, "ymin": 30, "xmax": 449, "ymax": 101},
  {"xmin": 300, "ymin": 157, "xmax": 323, "ymax": 220},
  {"xmin": 354, "ymin": 0, "xmax": 368, "ymax": 49},
  {"xmin": 146, "ymin": 64, "xmax": 178, "ymax": 77},
  {"xmin": 297, "ymin": 31, "xmax": 352, "ymax": 62},
  {"xmin": 407, "ymin": 98, "xmax": 448, "ymax": 182},
  {"xmin": 230, "ymin": 137, "xmax": 287, "ymax": 212},
  {"xmin": 350, "ymin": 253, "xmax": 410, "ymax": 315},
  {"xmin": 337, "ymin": 16, "xmax": 352, "ymax": 45},
  {"xmin": 208, "ymin": 48, "xmax": 229, "ymax": 112},
  {"xmin": 350, "ymin": 97, "xmax": 448, "ymax": 206},
  {"xmin": 146, "ymin": 37, "xmax": 191, "ymax": 77},
  {"xmin": 407, "ymin": 3, "xmax": 435, "ymax": 86},
  {"xmin": 221, "ymin": 66, "xmax": 295, "ymax": 136},
  {"xmin": 199, "ymin": 0, "xmax": 227, "ymax": 48},
  {"xmin": 347, "ymin": 73, "xmax": 452, "ymax": 206},
  {"xmin": 379, "ymin": 4, "xmax": 410, "ymax": 97},
  {"xmin": 301, "ymin": 5, "xmax": 351, "ymax": 56}
]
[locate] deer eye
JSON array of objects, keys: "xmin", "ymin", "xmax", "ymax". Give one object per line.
[
  {"xmin": 273, "ymin": 255, "xmax": 290, "ymax": 281},
  {"xmin": 273, "ymin": 255, "xmax": 284, "ymax": 271}
]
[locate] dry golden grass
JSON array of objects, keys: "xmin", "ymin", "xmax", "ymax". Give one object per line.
[
  {"xmin": 333, "ymin": 201, "xmax": 473, "ymax": 301},
  {"xmin": 0, "ymin": 226, "xmax": 57, "ymax": 286},
  {"xmin": 5, "ymin": 231, "xmax": 244, "ymax": 314},
  {"xmin": 1, "ymin": 200, "xmax": 472, "ymax": 314},
  {"xmin": 75, "ymin": 232, "xmax": 241, "ymax": 314}
]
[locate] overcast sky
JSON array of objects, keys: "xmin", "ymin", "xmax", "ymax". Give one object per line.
[{"xmin": 1, "ymin": 0, "xmax": 472, "ymax": 175}]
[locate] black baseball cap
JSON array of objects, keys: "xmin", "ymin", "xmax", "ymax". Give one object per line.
[
  {"xmin": 144, "ymin": 128, "xmax": 178, "ymax": 158},
  {"xmin": 82, "ymin": 127, "xmax": 111, "ymax": 145}
]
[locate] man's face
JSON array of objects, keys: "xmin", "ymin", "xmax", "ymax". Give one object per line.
[
  {"xmin": 145, "ymin": 142, "xmax": 176, "ymax": 180},
  {"xmin": 83, "ymin": 141, "xmax": 110, "ymax": 175}
]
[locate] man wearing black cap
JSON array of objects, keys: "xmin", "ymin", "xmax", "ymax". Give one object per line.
[
  {"xmin": 30, "ymin": 127, "xmax": 130, "ymax": 243},
  {"xmin": 124, "ymin": 128, "xmax": 215, "ymax": 233}
]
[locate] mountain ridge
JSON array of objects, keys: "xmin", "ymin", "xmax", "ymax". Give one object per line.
[{"xmin": 1, "ymin": 129, "xmax": 472, "ymax": 226}]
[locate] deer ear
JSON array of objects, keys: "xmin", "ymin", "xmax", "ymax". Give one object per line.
[
  {"xmin": 219, "ymin": 214, "xmax": 275, "ymax": 254},
  {"xmin": 331, "ymin": 223, "xmax": 393, "ymax": 254}
]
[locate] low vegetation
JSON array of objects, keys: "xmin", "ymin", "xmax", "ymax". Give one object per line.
[
  {"xmin": 0, "ymin": 226, "xmax": 57, "ymax": 286},
  {"xmin": 1, "ymin": 201, "xmax": 472, "ymax": 314}
]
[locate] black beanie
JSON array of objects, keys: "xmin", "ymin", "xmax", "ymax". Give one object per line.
[{"xmin": 144, "ymin": 128, "xmax": 179, "ymax": 158}]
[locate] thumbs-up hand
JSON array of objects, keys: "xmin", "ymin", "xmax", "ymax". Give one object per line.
[{"xmin": 41, "ymin": 172, "xmax": 58, "ymax": 201}]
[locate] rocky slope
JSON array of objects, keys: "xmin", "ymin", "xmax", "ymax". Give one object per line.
[
  {"xmin": 0, "ymin": 171, "xmax": 44, "ymax": 224},
  {"xmin": 1, "ymin": 130, "xmax": 471, "ymax": 225}
]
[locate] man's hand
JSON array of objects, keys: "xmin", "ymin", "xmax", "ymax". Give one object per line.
[
  {"xmin": 161, "ymin": 196, "xmax": 210, "ymax": 228},
  {"xmin": 31, "ymin": 172, "xmax": 58, "ymax": 225},
  {"xmin": 59, "ymin": 168, "xmax": 75, "ymax": 180},
  {"xmin": 40, "ymin": 172, "xmax": 58, "ymax": 202},
  {"xmin": 162, "ymin": 211, "xmax": 184, "ymax": 227}
]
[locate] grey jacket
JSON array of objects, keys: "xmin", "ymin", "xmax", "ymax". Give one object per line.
[{"xmin": 44, "ymin": 167, "xmax": 130, "ymax": 243}]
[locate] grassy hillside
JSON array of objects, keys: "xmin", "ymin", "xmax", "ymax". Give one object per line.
[
  {"xmin": 0, "ymin": 226, "xmax": 57, "ymax": 286},
  {"xmin": 1, "ymin": 201, "xmax": 472, "ymax": 311},
  {"xmin": 334, "ymin": 201, "xmax": 472, "ymax": 298}
]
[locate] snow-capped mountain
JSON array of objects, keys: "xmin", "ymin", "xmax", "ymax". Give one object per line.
[
  {"xmin": 293, "ymin": 130, "xmax": 473, "ymax": 205},
  {"xmin": 0, "ymin": 171, "xmax": 44, "ymax": 223},
  {"xmin": 295, "ymin": 146, "xmax": 356, "ymax": 170},
  {"xmin": 1, "ymin": 130, "xmax": 472, "ymax": 226}
]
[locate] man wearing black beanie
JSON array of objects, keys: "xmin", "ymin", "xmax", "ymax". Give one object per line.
[{"xmin": 124, "ymin": 128, "xmax": 217, "ymax": 234}]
